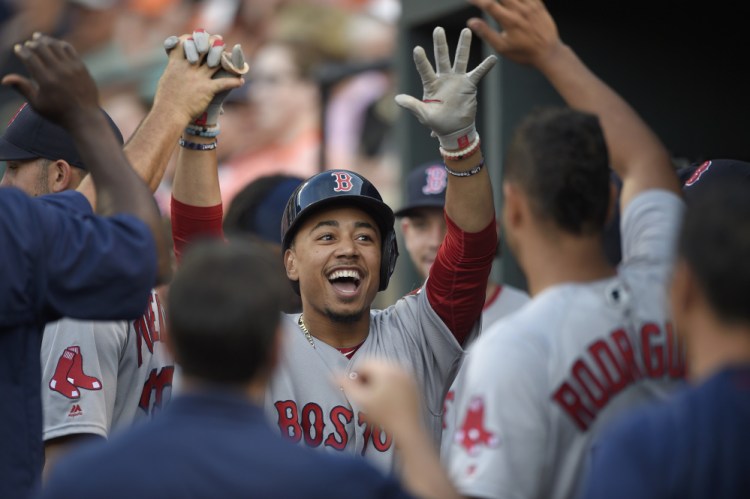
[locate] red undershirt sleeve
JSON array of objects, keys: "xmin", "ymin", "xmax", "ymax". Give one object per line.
[
  {"xmin": 171, "ymin": 196, "xmax": 224, "ymax": 263},
  {"xmin": 425, "ymin": 213, "xmax": 497, "ymax": 345}
]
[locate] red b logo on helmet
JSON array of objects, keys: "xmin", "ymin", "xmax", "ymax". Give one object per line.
[{"xmin": 331, "ymin": 172, "xmax": 354, "ymax": 192}]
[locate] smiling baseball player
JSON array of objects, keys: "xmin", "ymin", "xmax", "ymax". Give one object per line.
[{"xmin": 168, "ymin": 27, "xmax": 499, "ymax": 472}]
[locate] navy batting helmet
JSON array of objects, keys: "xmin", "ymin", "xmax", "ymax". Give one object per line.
[{"xmin": 281, "ymin": 170, "xmax": 398, "ymax": 291}]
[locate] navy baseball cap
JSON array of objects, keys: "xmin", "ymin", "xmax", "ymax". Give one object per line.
[
  {"xmin": 681, "ymin": 159, "xmax": 750, "ymax": 200},
  {"xmin": 251, "ymin": 177, "xmax": 304, "ymax": 244},
  {"xmin": 394, "ymin": 161, "xmax": 448, "ymax": 218},
  {"xmin": 0, "ymin": 103, "xmax": 123, "ymax": 170}
]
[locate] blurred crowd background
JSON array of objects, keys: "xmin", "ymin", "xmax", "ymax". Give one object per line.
[{"xmin": 0, "ymin": 0, "xmax": 402, "ymax": 218}]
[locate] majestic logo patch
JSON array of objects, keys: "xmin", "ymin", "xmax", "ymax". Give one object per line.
[
  {"xmin": 422, "ymin": 165, "xmax": 447, "ymax": 195},
  {"xmin": 49, "ymin": 346, "xmax": 102, "ymax": 399},
  {"xmin": 331, "ymin": 172, "xmax": 354, "ymax": 192},
  {"xmin": 455, "ymin": 396, "xmax": 499, "ymax": 456},
  {"xmin": 685, "ymin": 160, "xmax": 712, "ymax": 186},
  {"xmin": 68, "ymin": 404, "xmax": 83, "ymax": 418}
]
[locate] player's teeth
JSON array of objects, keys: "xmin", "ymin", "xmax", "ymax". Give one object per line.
[{"xmin": 328, "ymin": 270, "xmax": 361, "ymax": 280}]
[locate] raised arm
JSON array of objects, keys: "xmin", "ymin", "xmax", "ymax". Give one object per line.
[
  {"xmin": 397, "ymin": 28, "xmax": 498, "ymax": 342},
  {"xmin": 396, "ymin": 28, "xmax": 496, "ymax": 232},
  {"xmin": 76, "ymin": 32, "xmax": 243, "ymax": 204},
  {"xmin": 468, "ymin": 0, "xmax": 680, "ymax": 208},
  {"xmin": 169, "ymin": 33, "xmax": 248, "ymax": 260},
  {"xmin": 2, "ymin": 34, "xmax": 173, "ymax": 283}
]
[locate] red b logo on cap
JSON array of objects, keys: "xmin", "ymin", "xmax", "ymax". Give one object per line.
[
  {"xmin": 422, "ymin": 165, "xmax": 447, "ymax": 195},
  {"xmin": 331, "ymin": 172, "xmax": 354, "ymax": 192},
  {"xmin": 685, "ymin": 160, "xmax": 712, "ymax": 187}
]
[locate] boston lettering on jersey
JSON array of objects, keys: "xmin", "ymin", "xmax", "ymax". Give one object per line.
[
  {"xmin": 553, "ymin": 322, "xmax": 684, "ymax": 431},
  {"xmin": 274, "ymin": 401, "xmax": 393, "ymax": 455}
]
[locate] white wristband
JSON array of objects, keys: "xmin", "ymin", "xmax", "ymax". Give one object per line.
[
  {"xmin": 440, "ymin": 133, "xmax": 481, "ymax": 160},
  {"xmin": 436, "ymin": 123, "xmax": 477, "ymax": 151}
]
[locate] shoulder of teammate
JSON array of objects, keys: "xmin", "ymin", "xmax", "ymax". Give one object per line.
[
  {"xmin": 468, "ymin": 309, "xmax": 546, "ymax": 377},
  {"xmin": 0, "ymin": 189, "xmax": 154, "ymax": 325},
  {"xmin": 581, "ymin": 402, "xmax": 674, "ymax": 499},
  {"xmin": 448, "ymin": 318, "xmax": 549, "ymax": 498}
]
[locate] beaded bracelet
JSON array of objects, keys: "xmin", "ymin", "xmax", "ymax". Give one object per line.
[
  {"xmin": 439, "ymin": 133, "xmax": 481, "ymax": 161},
  {"xmin": 178, "ymin": 138, "xmax": 218, "ymax": 151},
  {"xmin": 185, "ymin": 124, "xmax": 220, "ymax": 138},
  {"xmin": 444, "ymin": 158, "xmax": 484, "ymax": 177}
]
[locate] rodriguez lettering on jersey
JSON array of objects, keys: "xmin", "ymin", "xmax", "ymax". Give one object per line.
[{"xmin": 553, "ymin": 321, "xmax": 684, "ymax": 431}]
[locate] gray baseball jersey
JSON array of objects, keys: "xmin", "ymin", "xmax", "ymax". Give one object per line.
[
  {"xmin": 447, "ymin": 190, "xmax": 686, "ymax": 499},
  {"xmin": 442, "ymin": 284, "xmax": 530, "ymax": 460},
  {"xmin": 266, "ymin": 287, "xmax": 471, "ymax": 472},
  {"xmin": 41, "ymin": 289, "xmax": 173, "ymax": 441}
]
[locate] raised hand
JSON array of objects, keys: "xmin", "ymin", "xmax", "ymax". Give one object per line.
[
  {"xmin": 162, "ymin": 29, "xmax": 249, "ymax": 128},
  {"xmin": 395, "ymin": 27, "xmax": 496, "ymax": 151},
  {"xmin": 157, "ymin": 31, "xmax": 246, "ymax": 127},
  {"xmin": 467, "ymin": 0, "xmax": 562, "ymax": 67},
  {"xmin": 2, "ymin": 33, "xmax": 100, "ymax": 127},
  {"xmin": 336, "ymin": 360, "xmax": 422, "ymax": 435}
]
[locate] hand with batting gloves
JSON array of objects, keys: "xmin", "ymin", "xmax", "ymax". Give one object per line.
[
  {"xmin": 395, "ymin": 27, "xmax": 496, "ymax": 153},
  {"xmin": 151, "ymin": 32, "xmax": 245, "ymax": 131},
  {"xmin": 163, "ymin": 30, "xmax": 249, "ymax": 131}
]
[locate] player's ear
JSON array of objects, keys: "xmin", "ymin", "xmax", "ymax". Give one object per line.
[
  {"xmin": 669, "ymin": 258, "xmax": 696, "ymax": 336},
  {"xmin": 49, "ymin": 159, "xmax": 73, "ymax": 193},
  {"xmin": 502, "ymin": 182, "xmax": 524, "ymax": 230},
  {"xmin": 284, "ymin": 247, "xmax": 299, "ymax": 282},
  {"xmin": 400, "ymin": 219, "xmax": 410, "ymax": 236}
]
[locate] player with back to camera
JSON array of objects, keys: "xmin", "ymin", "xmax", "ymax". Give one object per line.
[
  {"xmin": 436, "ymin": 0, "xmax": 687, "ymax": 498},
  {"xmin": 346, "ymin": 0, "xmax": 692, "ymax": 494},
  {"xmin": 579, "ymin": 162, "xmax": 750, "ymax": 499},
  {"xmin": 168, "ymin": 26, "xmax": 499, "ymax": 471}
]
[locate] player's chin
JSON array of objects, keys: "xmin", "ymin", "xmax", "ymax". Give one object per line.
[{"xmin": 324, "ymin": 305, "xmax": 367, "ymax": 324}]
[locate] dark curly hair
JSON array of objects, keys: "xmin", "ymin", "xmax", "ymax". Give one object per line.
[{"xmin": 505, "ymin": 107, "xmax": 611, "ymax": 236}]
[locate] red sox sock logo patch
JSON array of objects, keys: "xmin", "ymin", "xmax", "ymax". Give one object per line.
[
  {"xmin": 49, "ymin": 346, "xmax": 102, "ymax": 399},
  {"xmin": 455, "ymin": 396, "xmax": 499, "ymax": 456}
]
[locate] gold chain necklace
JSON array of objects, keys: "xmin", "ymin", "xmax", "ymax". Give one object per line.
[{"xmin": 298, "ymin": 315, "xmax": 316, "ymax": 349}]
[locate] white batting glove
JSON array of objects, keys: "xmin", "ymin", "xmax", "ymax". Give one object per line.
[
  {"xmin": 163, "ymin": 31, "xmax": 249, "ymax": 128},
  {"xmin": 396, "ymin": 27, "xmax": 497, "ymax": 151},
  {"xmin": 198, "ymin": 43, "xmax": 249, "ymax": 127}
]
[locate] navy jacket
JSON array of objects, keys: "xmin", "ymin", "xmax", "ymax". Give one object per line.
[
  {"xmin": 0, "ymin": 188, "xmax": 156, "ymax": 498},
  {"xmin": 39, "ymin": 390, "xmax": 413, "ymax": 499}
]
